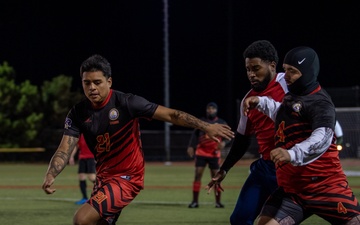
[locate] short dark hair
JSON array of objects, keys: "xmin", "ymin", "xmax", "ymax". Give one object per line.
[
  {"xmin": 243, "ymin": 40, "xmax": 278, "ymax": 64},
  {"xmin": 80, "ymin": 54, "xmax": 112, "ymax": 78}
]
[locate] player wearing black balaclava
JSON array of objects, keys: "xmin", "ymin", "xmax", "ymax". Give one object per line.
[{"xmin": 283, "ymin": 46, "xmax": 320, "ymax": 95}]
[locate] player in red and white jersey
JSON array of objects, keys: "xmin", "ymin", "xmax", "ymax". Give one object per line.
[
  {"xmin": 244, "ymin": 46, "xmax": 360, "ymax": 224},
  {"xmin": 42, "ymin": 54, "xmax": 234, "ymax": 225},
  {"xmin": 206, "ymin": 40, "xmax": 287, "ymax": 225}
]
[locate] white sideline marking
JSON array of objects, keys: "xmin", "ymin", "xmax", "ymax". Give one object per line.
[
  {"xmin": 0, "ymin": 197, "xmax": 219, "ymax": 205},
  {"xmin": 344, "ymin": 170, "xmax": 360, "ymax": 177}
]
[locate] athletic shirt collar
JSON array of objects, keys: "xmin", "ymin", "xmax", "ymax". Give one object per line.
[{"xmin": 92, "ymin": 89, "xmax": 113, "ymax": 109}]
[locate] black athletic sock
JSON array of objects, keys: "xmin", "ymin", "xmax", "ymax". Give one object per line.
[{"xmin": 80, "ymin": 180, "xmax": 87, "ymax": 199}]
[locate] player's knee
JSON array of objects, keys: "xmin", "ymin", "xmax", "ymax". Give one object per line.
[
  {"xmin": 345, "ymin": 215, "xmax": 360, "ymax": 225},
  {"xmin": 256, "ymin": 215, "xmax": 284, "ymax": 225}
]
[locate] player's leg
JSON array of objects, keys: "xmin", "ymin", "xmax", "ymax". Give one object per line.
[
  {"xmin": 230, "ymin": 159, "xmax": 277, "ymax": 224},
  {"xmin": 87, "ymin": 158, "xmax": 96, "ymax": 184},
  {"xmin": 76, "ymin": 159, "xmax": 89, "ymax": 204},
  {"xmin": 88, "ymin": 173, "xmax": 96, "ymax": 184},
  {"xmin": 73, "ymin": 203, "xmax": 101, "ymax": 225},
  {"xmin": 256, "ymin": 216, "xmax": 279, "ymax": 225},
  {"xmin": 209, "ymin": 157, "xmax": 223, "ymax": 208},
  {"xmin": 189, "ymin": 156, "xmax": 206, "ymax": 208},
  {"xmin": 256, "ymin": 188, "xmax": 305, "ymax": 225},
  {"xmin": 345, "ymin": 215, "xmax": 360, "ymax": 224},
  {"xmin": 75, "ymin": 177, "xmax": 141, "ymax": 224},
  {"xmin": 230, "ymin": 171, "xmax": 264, "ymax": 224},
  {"xmin": 301, "ymin": 175, "xmax": 360, "ymax": 225}
]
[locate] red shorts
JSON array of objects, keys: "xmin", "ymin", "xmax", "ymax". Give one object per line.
[{"xmin": 88, "ymin": 175, "xmax": 143, "ymax": 224}]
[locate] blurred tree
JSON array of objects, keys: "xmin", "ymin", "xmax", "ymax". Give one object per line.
[
  {"xmin": 0, "ymin": 62, "xmax": 43, "ymax": 147},
  {"xmin": 0, "ymin": 62, "xmax": 83, "ymax": 147},
  {"xmin": 41, "ymin": 75, "xmax": 84, "ymax": 128},
  {"xmin": 0, "ymin": 61, "xmax": 15, "ymax": 79}
]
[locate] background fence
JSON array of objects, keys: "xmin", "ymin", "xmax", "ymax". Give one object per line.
[
  {"xmin": 336, "ymin": 107, "xmax": 360, "ymax": 158},
  {"xmin": 0, "ymin": 109, "xmax": 359, "ymax": 162}
]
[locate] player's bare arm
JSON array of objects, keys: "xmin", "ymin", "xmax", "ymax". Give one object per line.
[
  {"xmin": 42, "ymin": 135, "xmax": 79, "ymax": 194},
  {"xmin": 153, "ymin": 105, "xmax": 234, "ymax": 142}
]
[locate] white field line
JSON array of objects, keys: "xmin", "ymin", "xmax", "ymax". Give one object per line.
[
  {"xmin": 0, "ymin": 197, "xmax": 220, "ymax": 205},
  {"xmin": 344, "ymin": 170, "xmax": 360, "ymax": 177}
]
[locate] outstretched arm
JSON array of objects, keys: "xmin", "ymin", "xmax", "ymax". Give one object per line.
[
  {"xmin": 152, "ymin": 105, "xmax": 234, "ymax": 142},
  {"xmin": 42, "ymin": 135, "xmax": 79, "ymax": 194},
  {"xmin": 205, "ymin": 132, "xmax": 251, "ymax": 193},
  {"xmin": 243, "ymin": 96, "xmax": 280, "ymax": 121}
]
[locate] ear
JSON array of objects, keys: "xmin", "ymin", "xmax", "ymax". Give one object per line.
[
  {"xmin": 269, "ymin": 61, "xmax": 277, "ymax": 72},
  {"xmin": 107, "ymin": 77, "xmax": 112, "ymax": 87}
]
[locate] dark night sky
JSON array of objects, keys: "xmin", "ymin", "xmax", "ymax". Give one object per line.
[{"xmin": 1, "ymin": 1, "xmax": 359, "ymax": 129}]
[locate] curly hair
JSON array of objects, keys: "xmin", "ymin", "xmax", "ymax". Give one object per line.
[{"xmin": 243, "ymin": 40, "xmax": 278, "ymax": 64}]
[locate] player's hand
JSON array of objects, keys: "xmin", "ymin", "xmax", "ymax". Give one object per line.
[
  {"xmin": 42, "ymin": 173, "xmax": 56, "ymax": 194},
  {"xmin": 217, "ymin": 141, "xmax": 226, "ymax": 150},
  {"xmin": 187, "ymin": 147, "xmax": 195, "ymax": 158},
  {"xmin": 243, "ymin": 96, "xmax": 260, "ymax": 116},
  {"xmin": 69, "ymin": 157, "xmax": 75, "ymax": 165},
  {"xmin": 205, "ymin": 170, "xmax": 226, "ymax": 194},
  {"xmin": 270, "ymin": 147, "xmax": 291, "ymax": 165},
  {"xmin": 206, "ymin": 123, "xmax": 234, "ymax": 142}
]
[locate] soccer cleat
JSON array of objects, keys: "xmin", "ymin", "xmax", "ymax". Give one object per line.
[
  {"xmin": 75, "ymin": 198, "xmax": 88, "ymax": 205},
  {"xmin": 215, "ymin": 202, "xmax": 224, "ymax": 208},
  {"xmin": 188, "ymin": 202, "xmax": 199, "ymax": 208}
]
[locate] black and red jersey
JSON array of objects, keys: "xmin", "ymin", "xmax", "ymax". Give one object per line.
[
  {"xmin": 63, "ymin": 89, "xmax": 158, "ymax": 188},
  {"xmin": 275, "ymin": 86, "xmax": 343, "ymax": 193},
  {"xmin": 189, "ymin": 117, "xmax": 228, "ymax": 158}
]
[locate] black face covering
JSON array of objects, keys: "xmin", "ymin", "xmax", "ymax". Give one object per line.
[{"xmin": 283, "ymin": 46, "xmax": 320, "ymax": 95}]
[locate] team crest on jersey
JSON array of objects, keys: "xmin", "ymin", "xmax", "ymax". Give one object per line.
[
  {"xmin": 109, "ymin": 108, "xmax": 119, "ymax": 120},
  {"xmin": 292, "ymin": 102, "xmax": 302, "ymax": 113},
  {"xmin": 64, "ymin": 117, "xmax": 72, "ymax": 129}
]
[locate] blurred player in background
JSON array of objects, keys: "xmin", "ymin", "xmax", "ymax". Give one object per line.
[
  {"xmin": 69, "ymin": 133, "xmax": 96, "ymax": 205},
  {"xmin": 187, "ymin": 102, "xmax": 229, "ymax": 208}
]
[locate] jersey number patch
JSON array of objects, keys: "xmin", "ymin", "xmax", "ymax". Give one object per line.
[{"xmin": 96, "ymin": 133, "xmax": 111, "ymax": 152}]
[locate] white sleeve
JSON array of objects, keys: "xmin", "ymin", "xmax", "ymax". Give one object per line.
[
  {"xmin": 287, "ymin": 127, "xmax": 333, "ymax": 166},
  {"xmin": 334, "ymin": 120, "xmax": 343, "ymax": 137},
  {"xmin": 256, "ymin": 96, "xmax": 281, "ymax": 122}
]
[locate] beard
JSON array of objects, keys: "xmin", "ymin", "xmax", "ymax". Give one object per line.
[
  {"xmin": 251, "ymin": 72, "xmax": 271, "ymax": 92},
  {"xmin": 206, "ymin": 113, "xmax": 217, "ymax": 120}
]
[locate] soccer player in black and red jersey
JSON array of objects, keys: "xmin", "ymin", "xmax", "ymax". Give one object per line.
[
  {"xmin": 243, "ymin": 46, "xmax": 360, "ymax": 224},
  {"xmin": 187, "ymin": 102, "xmax": 229, "ymax": 208},
  {"xmin": 41, "ymin": 54, "xmax": 234, "ymax": 225}
]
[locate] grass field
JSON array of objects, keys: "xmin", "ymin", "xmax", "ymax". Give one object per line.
[{"xmin": 0, "ymin": 159, "xmax": 360, "ymax": 225}]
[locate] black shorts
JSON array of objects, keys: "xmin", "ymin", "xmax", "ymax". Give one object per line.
[
  {"xmin": 194, "ymin": 156, "xmax": 220, "ymax": 169},
  {"xmin": 78, "ymin": 158, "xmax": 96, "ymax": 174}
]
